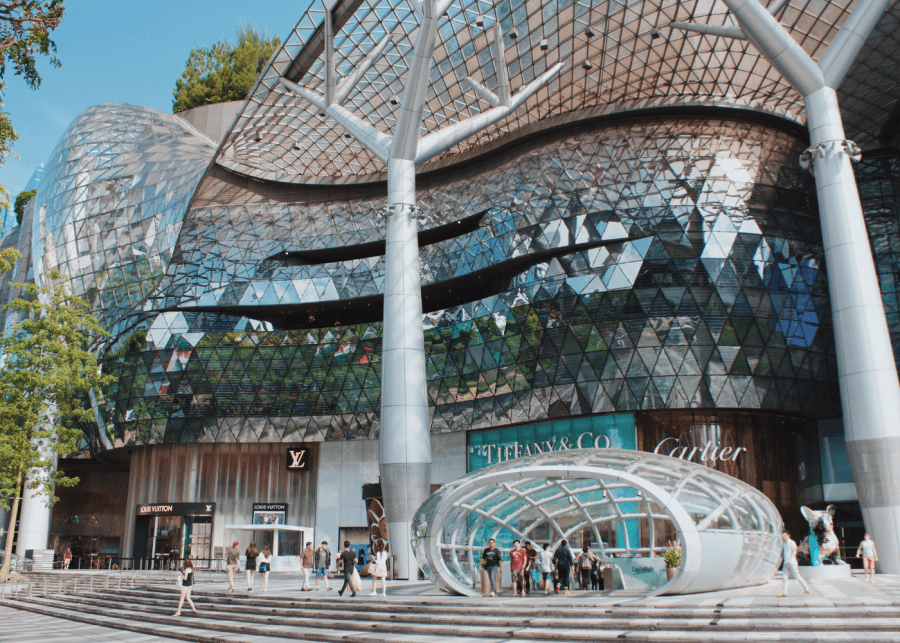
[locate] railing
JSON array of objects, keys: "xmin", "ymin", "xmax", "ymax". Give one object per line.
[{"xmin": 0, "ymin": 573, "xmax": 147, "ymax": 599}]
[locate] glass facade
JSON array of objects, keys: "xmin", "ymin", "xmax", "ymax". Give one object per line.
[{"xmin": 70, "ymin": 115, "xmax": 839, "ymax": 448}]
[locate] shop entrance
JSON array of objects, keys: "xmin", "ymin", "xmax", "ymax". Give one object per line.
[{"xmin": 131, "ymin": 503, "xmax": 215, "ymax": 569}]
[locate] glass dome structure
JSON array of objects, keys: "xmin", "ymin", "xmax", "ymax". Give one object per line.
[{"xmin": 412, "ymin": 448, "xmax": 783, "ymax": 596}]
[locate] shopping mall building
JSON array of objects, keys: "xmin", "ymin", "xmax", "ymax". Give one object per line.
[{"xmin": 2, "ymin": 0, "xmax": 899, "ymax": 575}]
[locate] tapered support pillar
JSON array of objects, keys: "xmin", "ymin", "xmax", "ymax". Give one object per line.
[
  {"xmin": 380, "ymin": 158, "xmax": 432, "ymax": 580},
  {"xmin": 806, "ymin": 88, "xmax": 900, "ymax": 573},
  {"xmin": 15, "ymin": 471, "xmax": 53, "ymax": 555}
]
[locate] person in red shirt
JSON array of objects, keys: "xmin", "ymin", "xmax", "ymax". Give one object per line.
[{"xmin": 509, "ymin": 540, "xmax": 527, "ymax": 597}]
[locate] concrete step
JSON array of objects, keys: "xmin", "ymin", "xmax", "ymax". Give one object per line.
[
  {"xmin": 46, "ymin": 590, "xmax": 900, "ymax": 633},
  {"xmin": 4, "ymin": 585, "xmax": 900, "ymax": 643},
  {"xmin": 95, "ymin": 586, "xmax": 900, "ymax": 620}
]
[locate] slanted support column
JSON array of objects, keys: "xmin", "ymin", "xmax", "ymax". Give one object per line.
[
  {"xmin": 16, "ymin": 467, "xmax": 54, "ymax": 556},
  {"xmin": 380, "ymin": 158, "xmax": 431, "ymax": 580},
  {"xmin": 671, "ymin": 0, "xmax": 899, "ymax": 576},
  {"xmin": 805, "ymin": 87, "xmax": 900, "ymax": 573}
]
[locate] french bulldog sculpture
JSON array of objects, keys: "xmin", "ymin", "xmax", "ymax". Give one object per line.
[{"xmin": 798, "ymin": 505, "xmax": 844, "ymax": 565}]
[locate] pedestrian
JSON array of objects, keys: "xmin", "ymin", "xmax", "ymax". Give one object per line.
[
  {"xmin": 778, "ymin": 531, "xmax": 810, "ymax": 597},
  {"xmin": 576, "ymin": 544, "xmax": 597, "ymax": 591},
  {"xmin": 245, "ymin": 541, "xmax": 259, "ymax": 592},
  {"xmin": 856, "ymin": 533, "xmax": 879, "ymax": 583},
  {"xmin": 300, "ymin": 541, "xmax": 315, "ymax": 591},
  {"xmin": 226, "ymin": 541, "xmax": 240, "ymax": 592},
  {"xmin": 537, "ymin": 543, "xmax": 553, "ymax": 595},
  {"xmin": 591, "ymin": 556, "xmax": 603, "ymax": 590},
  {"xmin": 509, "ymin": 540, "xmax": 527, "ymax": 597},
  {"xmin": 523, "ymin": 541, "xmax": 538, "ymax": 595},
  {"xmin": 481, "ymin": 537, "xmax": 502, "ymax": 596},
  {"xmin": 369, "ymin": 541, "xmax": 389, "ymax": 597},
  {"xmin": 258, "ymin": 547, "xmax": 271, "ymax": 592},
  {"xmin": 315, "ymin": 541, "xmax": 332, "ymax": 590},
  {"xmin": 63, "ymin": 549, "xmax": 72, "ymax": 570},
  {"xmin": 338, "ymin": 541, "xmax": 357, "ymax": 597},
  {"xmin": 553, "ymin": 539, "xmax": 574, "ymax": 595},
  {"xmin": 173, "ymin": 559, "xmax": 198, "ymax": 617}
]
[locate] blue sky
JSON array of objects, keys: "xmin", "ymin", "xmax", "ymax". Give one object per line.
[{"xmin": 0, "ymin": 0, "xmax": 311, "ymax": 199}]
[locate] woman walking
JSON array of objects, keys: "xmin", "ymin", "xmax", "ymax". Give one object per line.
[
  {"xmin": 576, "ymin": 545, "xmax": 597, "ymax": 591},
  {"xmin": 553, "ymin": 540, "xmax": 574, "ymax": 595},
  {"xmin": 245, "ymin": 541, "xmax": 259, "ymax": 591},
  {"xmin": 258, "ymin": 547, "xmax": 271, "ymax": 592},
  {"xmin": 369, "ymin": 542, "xmax": 389, "ymax": 597},
  {"xmin": 856, "ymin": 533, "xmax": 879, "ymax": 582},
  {"xmin": 173, "ymin": 559, "xmax": 198, "ymax": 617}
]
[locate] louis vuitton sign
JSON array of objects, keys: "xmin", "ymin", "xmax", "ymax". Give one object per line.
[{"xmin": 286, "ymin": 446, "xmax": 311, "ymax": 471}]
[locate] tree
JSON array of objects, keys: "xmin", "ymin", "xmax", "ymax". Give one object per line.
[
  {"xmin": 0, "ymin": 267, "xmax": 112, "ymax": 579},
  {"xmin": 12, "ymin": 186, "xmax": 34, "ymax": 225},
  {"xmin": 0, "ymin": 1, "xmax": 64, "ymax": 210},
  {"xmin": 172, "ymin": 24, "xmax": 279, "ymax": 113}
]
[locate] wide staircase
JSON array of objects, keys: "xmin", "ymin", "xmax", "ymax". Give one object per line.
[{"xmin": 3, "ymin": 582, "xmax": 900, "ymax": 642}]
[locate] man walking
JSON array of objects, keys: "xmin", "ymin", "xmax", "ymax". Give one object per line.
[
  {"xmin": 510, "ymin": 540, "xmax": 527, "ymax": 597},
  {"xmin": 481, "ymin": 538, "xmax": 502, "ymax": 596},
  {"xmin": 553, "ymin": 539, "xmax": 574, "ymax": 595},
  {"xmin": 523, "ymin": 541, "xmax": 537, "ymax": 595},
  {"xmin": 538, "ymin": 543, "xmax": 553, "ymax": 595},
  {"xmin": 315, "ymin": 541, "xmax": 333, "ymax": 590},
  {"xmin": 226, "ymin": 541, "xmax": 240, "ymax": 592},
  {"xmin": 301, "ymin": 541, "xmax": 315, "ymax": 591},
  {"xmin": 338, "ymin": 541, "xmax": 357, "ymax": 597},
  {"xmin": 778, "ymin": 531, "xmax": 810, "ymax": 597}
]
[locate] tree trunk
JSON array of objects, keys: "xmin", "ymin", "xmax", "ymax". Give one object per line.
[{"xmin": 1, "ymin": 468, "xmax": 23, "ymax": 580}]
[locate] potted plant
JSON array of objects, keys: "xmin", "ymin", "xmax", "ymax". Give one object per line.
[{"xmin": 663, "ymin": 541, "xmax": 682, "ymax": 581}]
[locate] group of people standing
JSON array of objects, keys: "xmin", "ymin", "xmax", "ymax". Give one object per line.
[
  {"xmin": 224, "ymin": 540, "xmax": 272, "ymax": 593},
  {"xmin": 482, "ymin": 539, "xmax": 606, "ymax": 597}
]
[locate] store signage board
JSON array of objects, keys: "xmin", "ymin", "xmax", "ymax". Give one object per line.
[
  {"xmin": 137, "ymin": 502, "xmax": 215, "ymax": 516},
  {"xmin": 253, "ymin": 503, "xmax": 288, "ymax": 525},
  {"xmin": 466, "ymin": 414, "xmax": 637, "ymax": 472},
  {"xmin": 286, "ymin": 446, "xmax": 310, "ymax": 471}
]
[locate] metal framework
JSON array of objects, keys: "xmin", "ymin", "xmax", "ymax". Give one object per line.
[
  {"xmin": 671, "ymin": 0, "xmax": 900, "ymax": 576},
  {"xmin": 412, "ymin": 449, "xmax": 783, "ymax": 596},
  {"xmin": 278, "ymin": 0, "xmax": 563, "ymax": 578}
]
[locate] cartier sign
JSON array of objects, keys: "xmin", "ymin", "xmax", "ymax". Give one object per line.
[{"xmin": 653, "ymin": 438, "xmax": 747, "ymax": 463}]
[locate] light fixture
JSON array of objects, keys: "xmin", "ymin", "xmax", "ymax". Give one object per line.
[
  {"xmin": 539, "ymin": 38, "xmax": 548, "ymax": 51},
  {"xmin": 582, "ymin": 60, "xmax": 593, "ymax": 70},
  {"xmin": 475, "ymin": 15, "xmax": 484, "ymax": 27},
  {"xmin": 508, "ymin": 28, "xmax": 518, "ymax": 40},
  {"xmin": 389, "ymin": 96, "xmax": 399, "ymax": 105},
  {"xmin": 584, "ymin": 26, "xmax": 595, "ymax": 38},
  {"xmin": 650, "ymin": 28, "xmax": 661, "ymax": 39}
]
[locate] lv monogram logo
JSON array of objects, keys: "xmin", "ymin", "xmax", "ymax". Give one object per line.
[{"xmin": 287, "ymin": 448, "xmax": 308, "ymax": 470}]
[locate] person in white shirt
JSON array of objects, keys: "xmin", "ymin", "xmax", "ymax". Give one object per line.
[
  {"xmin": 368, "ymin": 542, "xmax": 389, "ymax": 597},
  {"xmin": 537, "ymin": 543, "xmax": 554, "ymax": 595},
  {"xmin": 856, "ymin": 533, "xmax": 879, "ymax": 583},
  {"xmin": 779, "ymin": 531, "xmax": 810, "ymax": 597},
  {"xmin": 257, "ymin": 548, "xmax": 271, "ymax": 592}
]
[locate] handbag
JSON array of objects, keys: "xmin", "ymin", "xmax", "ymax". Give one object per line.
[
  {"xmin": 360, "ymin": 562, "xmax": 374, "ymax": 576},
  {"xmin": 175, "ymin": 573, "xmax": 183, "ymax": 588},
  {"xmin": 259, "ymin": 562, "xmax": 269, "ymax": 573}
]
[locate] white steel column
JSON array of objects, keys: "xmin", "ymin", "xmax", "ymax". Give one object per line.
[
  {"xmin": 279, "ymin": 0, "xmax": 563, "ymax": 579},
  {"xmin": 15, "ymin": 467, "xmax": 53, "ymax": 555},
  {"xmin": 380, "ymin": 159, "xmax": 431, "ymax": 579},
  {"xmin": 674, "ymin": 0, "xmax": 900, "ymax": 572},
  {"xmin": 806, "ymin": 87, "xmax": 900, "ymax": 573}
]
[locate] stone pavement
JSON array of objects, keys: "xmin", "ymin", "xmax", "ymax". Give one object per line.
[{"xmin": 1, "ymin": 569, "xmax": 898, "ymax": 642}]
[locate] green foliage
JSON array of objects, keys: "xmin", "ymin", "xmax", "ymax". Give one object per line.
[
  {"xmin": 13, "ymin": 187, "xmax": 35, "ymax": 225},
  {"xmin": 172, "ymin": 24, "xmax": 279, "ymax": 113},
  {"xmin": 0, "ymin": 267, "xmax": 113, "ymax": 577},
  {"xmin": 0, "ymin": 2, "xmax": 65, "ymax": 214},
  {"xmin": 663, "ymin": 543, "xmax": 682, "ymax": 568}
]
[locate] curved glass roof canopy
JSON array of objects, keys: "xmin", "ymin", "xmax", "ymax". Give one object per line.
[
  {"xmin": 217, "ymin": 0, "xmax": 900, "ymax": 184},
  {"xmin": 412, "ymin": 449, "xmax": 783, "ymax": 596}
]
